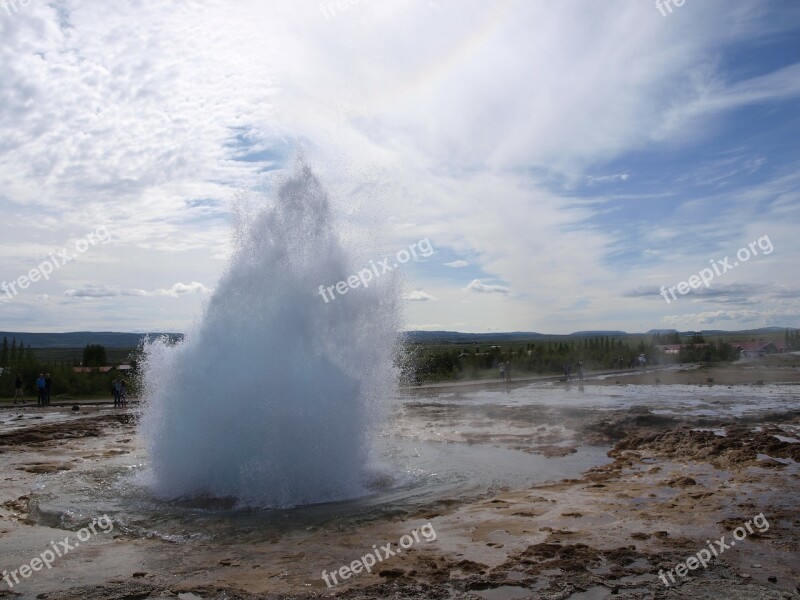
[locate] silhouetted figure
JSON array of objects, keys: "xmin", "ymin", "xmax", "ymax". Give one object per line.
[
  {"xmin": 13, "ymin": 373, "xmax": 24, "ymax": 404},
  {"xmin": 112, "ymin": 378, "xmax": 121, "ymax": 407},
  {"xmin": 36, "ymin": 373, "xmax": 46, "ymax": 405},
  {"xmin": 577, "ymin": 360, "xmax": 584, "ymax": 381},
  {"xmin": 44, "ymin": 373, "xmax": 52, "ymax": 405}
]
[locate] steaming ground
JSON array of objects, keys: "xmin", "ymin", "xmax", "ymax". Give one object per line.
[{"xmin": 0, "ymin": 357, "xmax": 798, "ymax": 599}]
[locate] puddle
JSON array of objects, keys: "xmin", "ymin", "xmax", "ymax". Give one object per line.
[
  {"xmin": 566, "ymin": 586, "xmax": 610, "ymax": 600},
  {"xmin": 756, "ymin": 453, "xmax": 797, "ymax": 465},
  {"xmin": 473, "ymin": 585, "xmax": 533, "ymax": 600},
  {"xmin": 627, "ymin": 558, "xmax": 651, "ymax": 570},
  {"xmin": 587, "ymin": 558, "xmax": 612, "ymax": 576},
  {"xmin": 620, "ymin": 573, "xmax": 655, "ymax": 584}
]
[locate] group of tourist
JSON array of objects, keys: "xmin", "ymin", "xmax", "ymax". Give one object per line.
[
  {"xmin": 562, "ymin": 360, "xmax": 585, "ymax": 382},
  {"xmin": 12, "ymin": 373, "xmax": 53, "ymax": 405},
  {"xmin": 112, "ymin": 378, "xmax": 127, "ymax": 407},
  {"xmin": 612, "ymin": 356, "xmax": 648, "ymax": 371},
  {"xmin": 499, "ymin": 361, "xmax": 511, "ymax": 382},
  {"xmin": 11, "ymin": 373, "xmax": 129, "ymax": 407}
]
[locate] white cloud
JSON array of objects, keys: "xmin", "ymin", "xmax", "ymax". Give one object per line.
[
  {"xmin": 465, "ymin": 279, "xmax": 511, "ymax": 295},
  {"xmin": 444, "ymin": 260, "xmax": 469, "ymax": 268},
  {"xmin": 64, "ymin": 282, "xmax": 212, "ymax": 299},
  {"xmin": 587, "ymin": 173, "xmax": 630, "ymax": 185},
  {"xmin": 403, "ymin": 290, "xmax": 438, "ymax": 302}
]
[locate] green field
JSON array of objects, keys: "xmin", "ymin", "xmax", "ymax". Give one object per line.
[{"xmin": 30, "ymin": 347, "xmax": 137, "ymax": 366}]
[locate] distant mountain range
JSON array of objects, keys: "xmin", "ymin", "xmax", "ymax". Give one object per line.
[
  {"xmin": 0, "ymin": 327, "xmax": 792, "ymax": 348},
  {"xmin": 403, "ymin": 327, "xmax": 794, "ymax": 344},
  {"xmin": 0, "ymin": 331, "xmax": 182, "ymax": 348}
]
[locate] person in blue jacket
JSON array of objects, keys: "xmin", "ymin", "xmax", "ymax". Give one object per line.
[{"xmin": 36, "ymin": 373, "xmax": 46, "ymax": 405}]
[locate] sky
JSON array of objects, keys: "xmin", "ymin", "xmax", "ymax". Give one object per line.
[{"xmin": 0, "ymin": 0, "xmax": 799, "ymax": 334}]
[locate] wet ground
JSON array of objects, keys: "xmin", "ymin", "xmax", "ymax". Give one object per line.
[{"xmin": 0, "ymin": 359, "xmax": 798, "ymax": 599}]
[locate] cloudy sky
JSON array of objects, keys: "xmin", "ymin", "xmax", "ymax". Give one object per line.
[{"xmin": 1, "ymin": 0, "xmax": 798, "ymax": 334}]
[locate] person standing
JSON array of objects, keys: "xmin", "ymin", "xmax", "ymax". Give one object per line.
[
  {"xmin": 44, "ymin": 373, "xmax": 52, "ymax": 405},
  {"xmin": 505, "ymin": 361, "xmax": 511, "ymax": 382},
  {"xmin": 499, "ymin": 361, "xmax": 506, "ymax": 382},
  {"xmin": 112, "ymin": 378, "xmax": 121, "ymax": 407},
  {"xmin": 13, "ymin": 373, "xmax": 24, "ymax": 404},
  {"xmin": 120, "ymin": 380, "xmax": 127, "ymax": 406},
  {"xmin": 578, "ymin": 360, "xmax": 584, "ymax": 381},
  {"xmin": 36, "ymin": 373, "xmax": 46, "ymax": 406}
]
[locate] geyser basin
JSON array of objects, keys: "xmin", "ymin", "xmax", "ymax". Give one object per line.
[
  {"xmin": 139, "ymin": 163, "xmax": 400, "ymax": 507},
  {"xmin": 23, "ymin": 382, "xmax": 800, "ymax": 544}
]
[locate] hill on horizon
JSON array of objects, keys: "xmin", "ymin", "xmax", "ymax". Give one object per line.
[
  {"xmin": 0, "ymin": 327, "xmax": 794, "ymax": 349},
  {"xmin": 0, "ymin": 331, "xmax": 182, "ymax": 349},
  {"xmin": 402, "ymin": 327, "xmax": 794, "ymax": 344}
]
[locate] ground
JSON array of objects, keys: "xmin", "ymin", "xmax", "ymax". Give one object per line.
[{"xmin": 0, "ymin": 356, "xmax": 798, "ymax": 599}]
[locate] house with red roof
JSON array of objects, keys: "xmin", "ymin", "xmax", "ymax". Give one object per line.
[{"xmin": 729, "ymin": 341, "xmax": 786, "ymax": 358}]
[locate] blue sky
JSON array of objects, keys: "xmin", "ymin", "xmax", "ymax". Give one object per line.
[{"xmin": 0, "ymin": 0, "xmax": 798, "ymax": 333}]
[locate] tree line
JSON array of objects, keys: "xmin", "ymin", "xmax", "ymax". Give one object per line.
[
  {"xmin": 399, "ymin": 334, "xmax": 750, "ymax": 384},
  {"xmin": 0, "ymin": 338, "xmax": 138, "ymax": 400}
]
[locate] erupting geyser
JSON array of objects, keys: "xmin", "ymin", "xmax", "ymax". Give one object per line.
[{"xmin": 139, "ymin": 162, "xmax": 401, "ymax": 507}]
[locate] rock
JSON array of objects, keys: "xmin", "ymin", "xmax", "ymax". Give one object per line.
[
  {"xmin": 668, "ymin": 476, "xmax": 697, "ymax": 487},
  {"xmin": 378, "ymin": 568, "xmax": 406, "ymax": 578}
]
